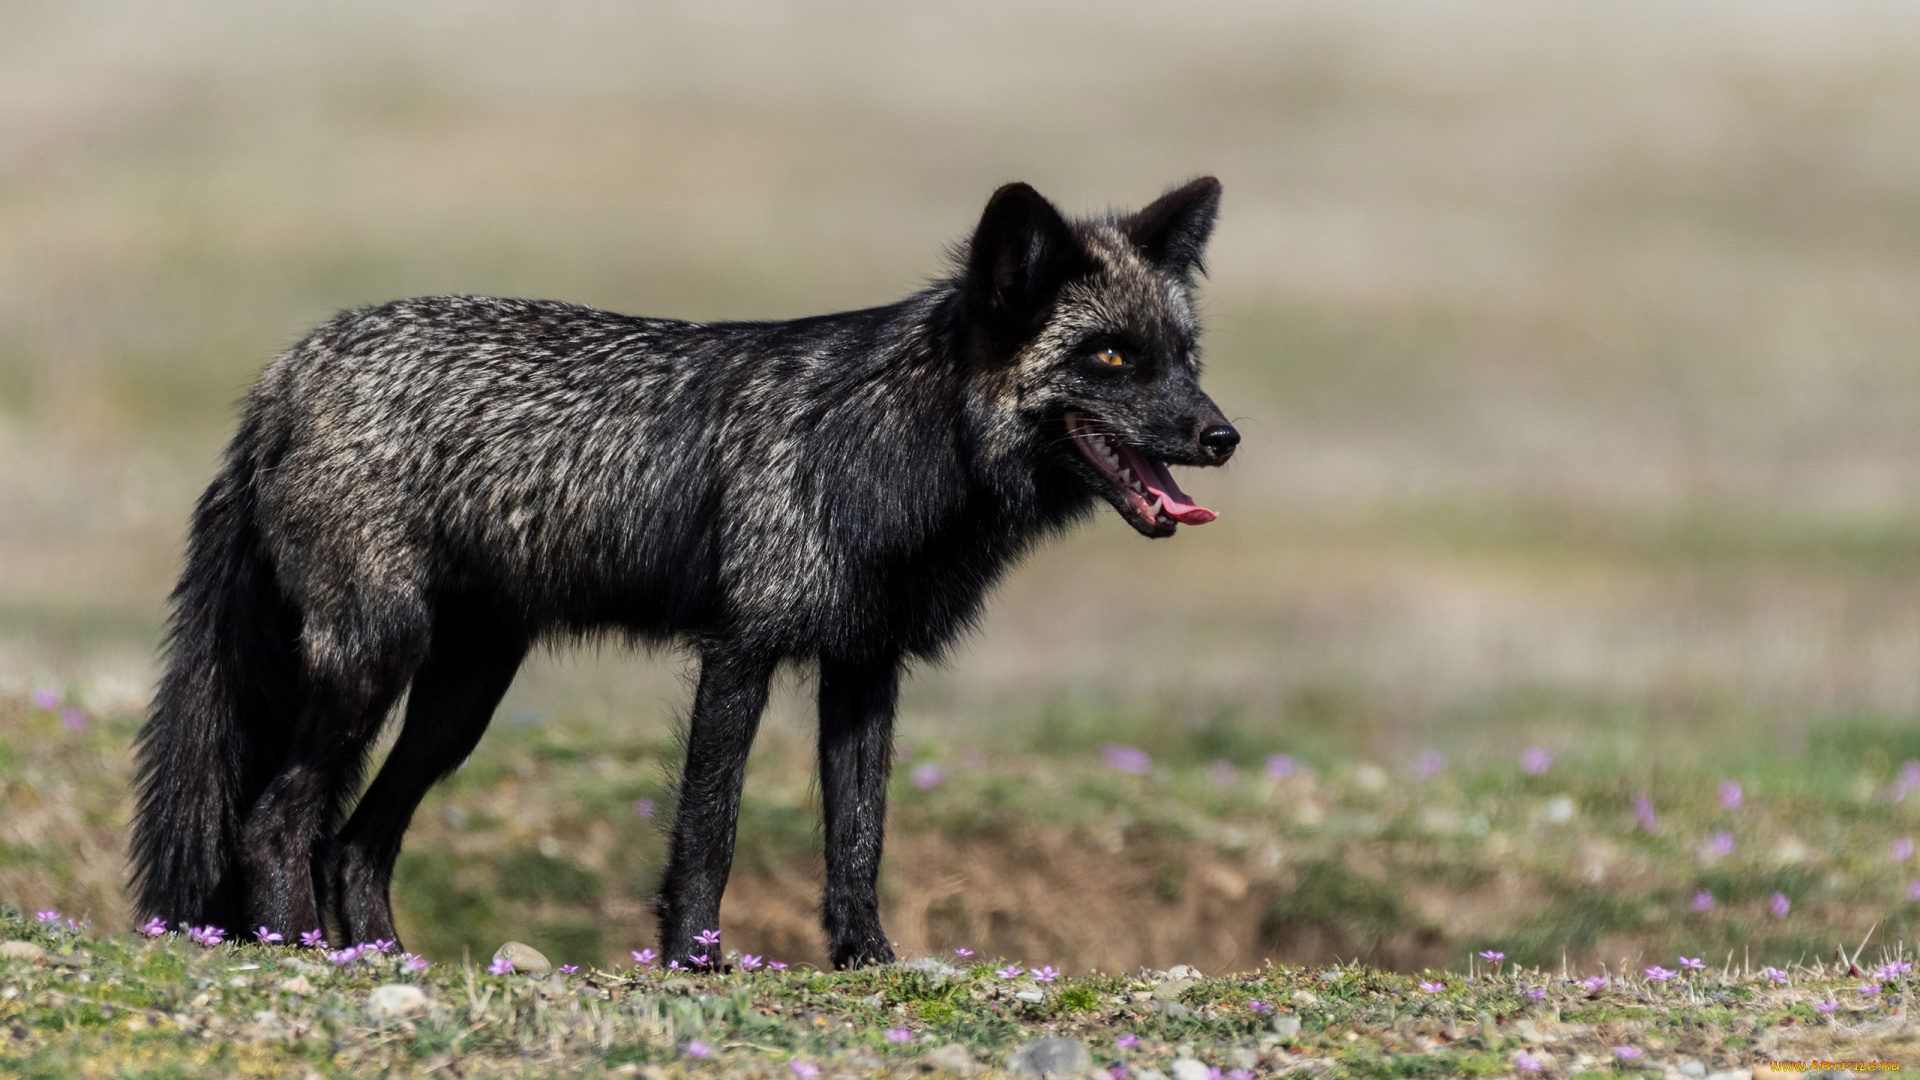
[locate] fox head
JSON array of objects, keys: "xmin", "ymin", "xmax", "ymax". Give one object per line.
[{"xmin": 962, "ymin": 177, "xmax": 1238, "ymax": 538}]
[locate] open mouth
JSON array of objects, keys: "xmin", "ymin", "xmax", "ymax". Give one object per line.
[{"xmin": 1064, "ymin": 411, "xmax": 1218, "ymax": 535}]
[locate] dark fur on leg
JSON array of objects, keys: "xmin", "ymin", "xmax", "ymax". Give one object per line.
[{"xmin": 818, "ymin": 657, "xmax": 901, "ymax": 968}]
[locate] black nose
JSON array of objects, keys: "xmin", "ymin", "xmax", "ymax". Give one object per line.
[{"xmin": 1199, "ymin": 423, "xmax": 1240, "ymax": 460}]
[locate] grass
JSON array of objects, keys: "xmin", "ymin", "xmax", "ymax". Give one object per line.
[{"xmin": 1, "ymin": 907, "xmax": 1911, "ymax": 1078}]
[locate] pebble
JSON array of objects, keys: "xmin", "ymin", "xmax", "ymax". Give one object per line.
[
  {"xmin": 1165, "ymin": 964, "xmax": 1203, "ymax": 979},
  {"xmin": 366, "ymin": 983, "xmax": 428, "ymax": 1021},
  {"xmin": 1014, "ymin": 989, "xmax": 1045, "ymax": 1003},
  {"xmin": 0, "ymin": 940, "xmax": 45, "ymax": 963},
  {"xmin": 1009, "ymin": 1037, "xmax": 1092, "ymax": 1077},
  {"xmin": 1170, "ymin": 1058, "xmax": 1212, "ymax": 1080},
  {"xmin": 1227, "ymin": 1048, "xmax": 1259, "ymax": 1070},
  {"xmin": 1291, "ymin": 989, "xmax": 1318, "ymax": 1006},
  {"xmin": 1151, "ymin": 979, "xmax": 1194, "ymax": 1001},
  {"xmin": 1272, "ymin": 1016, "xmax": 1302, "ymax": 1038},
  {"xmin": 278, "ymin": 976, "xmax": 315, "ymax": 995},
  {"xmin": 491, "ymin": 941, "xmax": 551, "ymax": 975},
  {"xmin": 923, "ymin": 1043, "xmax": 978, "ymax": 1075}
]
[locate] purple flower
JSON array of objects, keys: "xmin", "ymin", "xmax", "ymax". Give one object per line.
[
  {"xmin": 1708, "ymin": 831, "xmax": 1736, "ymax": 857},
  {"xmin": 371, "ymin": 938, "xmax": 396, "ymax": 953},
  {"xmin": 1032, "ymin": 965, "xmax": 1059, "ymax": 983},
  {"xmin": 688, "ymin": 953, "xmax": 709, "ymax": 967},
  {"xmin": 560, "ymin": 964, "xmax": 579, "ymax": 974},
  {"xmin": 1265, "ymin": 754, "xmax": 1295, "ymax": 779},
  {"xmin": 1419, "ymin": 981, "xmax": 1444, "ymax": 994},
  {"xmin": 1519, "ymin": 747, "xmax": 1552, "ymax": 775},
  {"xmin": 1477, "ymin": 950, "xmax": 1505, "ymax": 963},
  {"xmin": 1859, "ymin": 983, "xmax": 1882, "ymax": 995},
  {"xmin": 1634, "ymin": 793, "xmax": 1659, "ymax": 833},
  {"xmin": 1514, "ymin": 1051, "xmax": 1544, "ymax": 1072},
  {"xmin": 911, "ymin": 763, "xmax": 948, "ymax": 790},
  {"xmin": 35, "ymin": 910, "xmax": 59, "ymax": 923},
  {"xmin": 740, "ymin": 954, "xmax": 763, "ymax": 970},
  {"xmin": 255, "ymin": 926, "xmax": 283, "ymax": 944},
  {"xmin": 953, "ymin": 947, "xmax": 973, "ymax": 958},
  {"xmin": 633, "ymin": 797, "xmax": 655, "ymax": 819},
  {"xmin": 330, "ymin": 946, "xmax": 362, "ymax": 965},
  {"xmin": 1115, "ymin": 1033, "xmax": 1140, "ymax": 1049},
  {"xmin": 59, "ymin": 708, "xmax": 86, "ymax": 731},
  {"xmin": 695, "ymin": 928, "xmax": 722, "ymax": 947},
  {"xmin": 631, "ymin": 948, "xmax": 657, "ymax": 966},
  {"xmin": 300, "ymin": 929, "xmax": 326, "ymax": 948},
  {"xmin": 1816, "ymin": 999, "xmax": 1838, "ymax": 1013},
  {"xmin": 1893, "ymin": 837, "xmax": 1915, "ymax": 862},
  {"xmin": 1909, "ymin": 879, "xmax": 1920, "ymax": 901},
  {"xmin": 1416, "ymin": 749, "xmax": 1447, "ymax": 778},
  {"xmin": 790, "ymin": 1060, "xmax": 819, "ymax": 1079},
  {"xmin": 997, "ymin": 965, "xmax": 1024, "ymax": 979},
  {"xmin": 1761, "ymin": 966, "xmax": 1788, "ymax": 984},
  {"xmin": 1719, "ymin": 781, "xmax": 1743, "ymax": 809},
  {"xmin": 188, "ymin": 925, "xmax": 226, "ymax": 947},
  {"xmin": 1578, "ymin": 975, "xmax": 1607, "ymax": 993},
  {"xmin": 1874, "ymin": 961, "xmax": 1913, "ymax": 979},
  {"xmin": 885, "ymin": 1027, "xmax": 913, "ymax": 1043},
  {"xmin": 31, "ymin": 687, "xmax": 60, "ymax": 711},
  {"xmin": 1248, "ymin": 999, "xmax": 1273, "ymax": 1012},
  {"xmin": 403, "ymin": 953, "xmax": 429, "ymax": 973},
  {"xmin": 1643, "ymin": 966, "xmax": 1677, "ymax": 982},
  {"xmin": 137, "ymin": 917, "xmax": 167, "ymax": 937},
  {"xmin": 1678, "ymin": 956, "xmax": 1704, "ymax": 971},
  {"xmin": 1691, "ymin": 890, "xmax": 1715, "ymax": 912},
  {"xmin": 487, "ymin": 955, "xmax": 513, "ymax": 975},
  {"xmin": 685, "ymin": 1040, "xmax": 711, "ymax": 1059},
  {"xmin": 1525, "ymin": 986, "xmax": 1546, "ymax": 1000},
  {"xmin": 1206, "ymin": 760, "xmax": 1237, "ymax": 787},
  {"xmin": 1613, "ymin": 1046, "xmax": 1642, "ymax": 1060},
  {"xmin": 1771, "ymin": 892, "xmax": 1791, "ymax": 918},
  {"xmin": 1228, "ymin": 1072, "xmax": 1255, "ymax": 1080},
  {"xmin": 1102, "ymin": 744, "xmax": 1152, "ymax": 775},
  {"xmin": 768, "ymin": 960, "xmax": 788, "ymax": 970}
]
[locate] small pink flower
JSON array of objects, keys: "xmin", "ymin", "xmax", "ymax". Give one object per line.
[
  {"xmin": 885, "ymin": 1027, "xmax": 913, "ymax": 1043},
  {"xmin": 1908, "ymin": 879, "xmax": 1920, "ymax": 901},
  {"xmin": 137, "ymin": 917, "xmax": 167, "ymax": 937},
  {"xmin": 740, "ymin": 954, "xmax": 763, "ymax": 970},
  {"xmin": 695, "ymin": 928, "xmax": 722, "ymax": 947},
  {"xmin": 1102, "ymin": 744, "xmax": 1151, "ymax": 774},
  {"xmin": 1893, "ymin": 837, "xmax": 1915, "ymax": 862},
  {"xmin": 1525, "ymin": 987, "xmax": 1546, "ymax": 1000},
  {"xmin": 188, "ymin": 925, "xmax": 226, "ymax": 947},
  {"xmin": 31, "ymin": 687, "xmax": 60, "ymax": 710},
  {"xmin": 1520, "ymin": 747, "xmax": 1552, "ymax": 774},
  {"xmin": 1265, "ymin": 754, "xmax": 1295, "ymax": 779},
  {"xmin": 1678, "ymin": 956, "xmax": 1705, "ymax": 971},
  {"xmin": 953, "ymin": 947, "xmax": 973, "ymax": 958},
  {"xmin": 1761, "ymin": 966, "xmax": 1789, "ymax": 984},
  {"xmin": 1643, "ymin": 965, "xmax": 1677, "ymax": 982},
  {"xmin": 688, "ymin": 953, "xmax": 709, "ymax": 967},
  {"xmin": 59, "ymin": 708, "xmax": 86, "ymax": 731},
  {"xmin": 1248, "ymin": 999, "xmax": 1272, "ymax": 1012},
  {"xmin": 633, "ymin": 797, "xmax": 655, "ymax": 819},
  {"xmin": 790, "ymin": 1059, "xmax": 819, "ymax": 1078},
  {"xmin": 1578, "ymin": 975, "xmax": 1607, "ymax": 993},
  {"xmin": 631, "ymin": 948, "xmax": 657, "ymax": 966},
  {"xmin": 1419, "ymin": 981, "xmax": 1444, "ymax": 994},
  {"xmin": 1032, "ymin": 965, "xmax": 1059, "ymax": 983},
  {"xmin": 768, "ymin": 960, "xmax": 788, "ymax": 970},
  {"xmin": 299, "ymin": 929, "xmax": 326, "ymax": 948},
  {"xmin": 371, "ymin": 938, "xmax": 396, "ymax": 952},
  {"xmin": 487, "ymin": 955, "xmax": 513, "ymax": 975},
  {"xmin": 402, "ymin": 953, "xmax": 429, "ymax": 973},
  {"xmin": 1614, "ymin": 1046, "xmax": 1642, "ymax": 1060},
  {"xmin": 1691, "ymin": 890, "xmax": 1715, "ymax": 911},
  {"xmin": 255, "ymin": 926, "xmax": 283, "ymax": 944},
  {"xmin": 1860, "ymin": 983, "xmax": 1882, "ymax": 995},
  {"xmin": 685, "ymin": 1040, "xmax": 711, "ymax": 1058},
  {"xmin": 997, "ymin": 965, "xmax": 1024, "ymax": 979},
  {"xmin": 1514, "ymin": 1050, "xmax": 1544, "ymax": 1072},
  {"xmin": 1416, "ymin": 750, "xmax": 1447, "ymax": 777},
  {"xmin": 667, "ymin": 960, "xmax": 684, "ymax": 971},
  {"xmin": 1816, "ymin": 999, "xmax": 1838, "ymax": 1013},
  {"xmin": 1115, "ymin": 1033, "xmax": 1140, "ymax": 1049},
  {"xmin": 1633, "ymin": 793, "xmax": 1659, "ymax": 833},
  {"xmin": 35, "ymin": 910, "xmax": 59, "ymax": 923},
  {"xmin": 1770, "ymin": 892, "xmax": 1791, "ymax": 918},
  {"xmin": 330, "ymin": 946, "xmax": 362, "ymax": 965},
  {"xmin": 911, "ymin": 763, "xmax": 948, "ymax": 790},
  {"xmin": 1719, "ymin": 781, "xmax": 1743, "ymax": 809},
  {"xmin": 560, "ymin": 964, "xmax": 579, "ymax": 974},
  {"xmin": 1708, "ymin": 831, "xmax": 1736, "ymax": 857},
  {"xmin": 1477, "ymin": 950, "xmax": 1505, "ymax": 963}
]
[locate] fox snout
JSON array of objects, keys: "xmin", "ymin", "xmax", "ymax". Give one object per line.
[{"xmin": 1197, "ymin": 421, "xmax": 1239, "ymax": 464}]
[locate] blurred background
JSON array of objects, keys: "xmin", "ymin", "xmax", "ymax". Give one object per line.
[{"xmin": 7, "ymin": 0, "xmax": 1920, "ymax": 971}]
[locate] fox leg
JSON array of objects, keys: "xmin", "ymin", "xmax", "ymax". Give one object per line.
[
  {"xmin": 655, "ymin": 645, "xmax": 776, "ymax": 969},
  {"xmin": 817, "ymin": 655, "xmax": 900, "ymax": 969},
  {"xmin": 327, "ymin": 618, "xmax": 527, "ymax": 948}
]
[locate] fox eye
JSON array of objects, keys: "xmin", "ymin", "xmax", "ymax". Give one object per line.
[{"xmin": 1094, "ymin": 349, "xmax": 1126, "ymax": 367}]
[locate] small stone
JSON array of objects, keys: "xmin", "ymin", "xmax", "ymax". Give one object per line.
[
  {"xmin": 366, "ymin": 983, "xmax": 428, "ymax": 1021},
  {"xmin": 1227, "ymin": 1048, "xmax": 1259, "ymax": 1071},
  {"xmin": 923, "ymin": 1044, "xmax": 977, "ymax": 1074},
  {"xmin": 1678, "ymin": 1062, "xmax": 1706, "ymax": 1079},
  {"xmin": 280, "ymin": 957, "xmax": 325, "ymax": 976},
  {"xmin": 1170, "ymin": 1059, "xmax": 1212, "ymax": 1080},
  {"xmin": 1009, "ymin": 1037, "xmax": 1092, "ymax": 1077},
  {"xmin": 278, "ymin": 976, "xmax": 315, "ymax": 995},
  {"xmin": 1134, "ymin": 1072, "xmax": 1167, "ymax": 1080},
  {"xmin": 902, "ymin": 956, "xmax": 962, "ymax": 981},
  {"xmin": 1014, "ymin": 989, "xmax": 1045, "ymax": 1003},
  {"xmin": 1291, "ymin": 989, "xmax": 1318, "ymax": 1006},
  {"xmin": 1273, "ymin": 1015, "xmax": 1302, "ymax": 1038},
  {"xmin": 491, "ymin": 941, "xmax": 551, "ymax": 975},
  {"xmin": 1164, "ymin": 964, "xmax": 1202, "ymax": 979},
  {"xmin": 0, "ymin": 940, "xmax": 45, "ymax": 963},
  {"xmin": 1152, "ymin": 979, "xmax": 1195, "ymax": 1001}
]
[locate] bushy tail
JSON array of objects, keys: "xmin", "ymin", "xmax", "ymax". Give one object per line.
[{"xmin": 130, "ymin": 423, "xmax": 300, "ymax": 933}]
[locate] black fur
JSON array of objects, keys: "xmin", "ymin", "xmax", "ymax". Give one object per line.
[{"xmin": 129, "ymin": 178, "xmax": 1239, "ymax": 968}]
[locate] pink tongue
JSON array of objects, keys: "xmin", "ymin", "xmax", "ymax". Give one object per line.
[{"xmin": 1122, "ymin": 446, "xmax": 1218, "ymax": 525}]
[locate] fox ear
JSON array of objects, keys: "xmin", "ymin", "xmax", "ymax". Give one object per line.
[
  {"xmin": 1125, "ymin": 176, "xmax": 1222, "ymax": 278},
  {"xmin": 966, "ymin": 183, "xmax": 1093, "ymax": 341}
]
